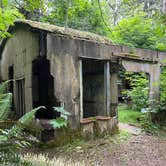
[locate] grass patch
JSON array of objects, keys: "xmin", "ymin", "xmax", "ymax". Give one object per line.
[
  {"xmin": 109, "ymin": 130, "xmax": 131, "ymax": 144},
  {"xmin": 118, "ymin": 104, "xmax": 145, "ymax": 126},
  {"xmin": 21, "ymin": 153, "xmax": 84, "ymax": 166},
  {"xmin": 118, "ymin": 104, "xmax": 166, "ymax": 136}
]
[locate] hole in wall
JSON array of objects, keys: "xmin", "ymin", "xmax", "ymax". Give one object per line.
[{"xmin": 32, "ymin": 56, "xmax": 60, "ymax": 119}]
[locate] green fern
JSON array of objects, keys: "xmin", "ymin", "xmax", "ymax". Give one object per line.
[
  {"xmin": 50, "ymin": 107, "xmax": 70, "ymax": 129},
  {"xmin": 0, "ymin": 80, "xmax": 10, "ymax": 94},
  {"xmin": 0, "ymin": 81, "xmax": 12, "ymax": 121},
  {"xmin": 0, "ymin": 93, "xmax": 12, "ymax": 121},
  {"xmin": 8, "ymin": 106, "xmax": 45, "ymax": 138}
]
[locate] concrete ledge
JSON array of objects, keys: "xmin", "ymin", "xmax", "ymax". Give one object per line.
[
  {"xmin": 80, "ymin": 118, "xmax": 95, "ymax": 139},
  {"xmin": 80, "ymin": 116, "xmax": 118, "ymax": 138}
]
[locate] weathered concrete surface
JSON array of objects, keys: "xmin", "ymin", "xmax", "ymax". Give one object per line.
[
  {"xmin": 0, "ymin": 26, "xmax": 39, "ymax": 115},
  {"xmin": 1, "ymin": 20, "xmax": 166, "ymax": 133},
  {"xmin": 47, "ymin": 34, "xmax": 119, "ymax": 128},
  {"xmin": 122, "ymin": 60, "xmax": 160, "ymax": 101}
]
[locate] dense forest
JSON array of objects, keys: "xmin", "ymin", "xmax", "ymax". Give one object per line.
[{"xmin": 1, "ymin": 0, "xmax": 166, "ymax": 51}]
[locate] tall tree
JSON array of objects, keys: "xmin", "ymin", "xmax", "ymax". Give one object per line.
[
  {"xmin": 42, "ymin": 0, "xmax": 111, "ymax": 36},
  {"xmin": 0, "ymin": 0, "xmax": 22, "ymax": 40},
  {"xmin": 13, "ymin": 0, "xmax": 46, "ymax": 20},
  {"xmin": 163, "ymin": 0, "xmax": 166, "ymax": 13}
]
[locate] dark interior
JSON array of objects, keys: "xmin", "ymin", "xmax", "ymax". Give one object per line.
[
  {"xmin": 8, "ymin": 65, "xmax": 14, "ymax": 111},
  {"xmin": 32, "ymin": 56, "xmax": 60, "ymax": 119},
  {"xmin": 82, "ymin": 59, "xmax": 106, "ymax": 118}
]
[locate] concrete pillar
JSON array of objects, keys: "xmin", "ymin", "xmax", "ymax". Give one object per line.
[
  {"xmin": 79, "ymin": 60, "xmax": 83, "ymax": 120},
  {"xmin": 149, "ymin": 64, "xmax": 160, "ymax": 102},
  {"xmin": 110, "ymin": 73, "xmax": 118, "ymax": 117},
  {"xmin": 104, "ymin": 61, "xmax": 111, "ymax": 116}
]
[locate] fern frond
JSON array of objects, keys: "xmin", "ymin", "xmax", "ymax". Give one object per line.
[
  {"xmin": 53, "ymin": 107, "xmax": 70, "ymax": 120},
  {"xmin": 8, "ymin": 106, "xmax": 45, "ymax": 138},
  {"xmin": 0, "ymin": 80, "xmax": 10, "ymax": 94},
  {"xmin": 0, "ymin": 93, "xmax": 12, "ymax": 121},
  {"xmin": 50, "ymin": 107, "xmax": 70, "ymax": 129},
  {"xmin": 49, "ymin": 118, "xmax": 67, "ymax": 129}
]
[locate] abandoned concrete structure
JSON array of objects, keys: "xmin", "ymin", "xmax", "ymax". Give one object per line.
[{"xmin": 0, "ymin": 20, "xmax": 166, "ymax": 136}]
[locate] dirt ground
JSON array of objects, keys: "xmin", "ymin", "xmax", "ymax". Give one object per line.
[
  {"xmin": 55, "ymin": 125, "xmax": 166, "ymax": 166},
  {"xmin": 24, "ymin": 125, "xmax": 166, "ymax": 166}
]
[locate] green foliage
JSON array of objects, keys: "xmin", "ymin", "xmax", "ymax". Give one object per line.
[
  {"xmin": 118, "ymin": 104, "xmax": 163, "ymax": 135},
  {"xmin": 111, "ymin": 12, "xmax": 166, "ymax": 51},
  {"xmin": 50, "ymin": 106, "xmax": 70, "ymax": 129},
  {"xmin": 17, "ymin": 0, "xmax": 45, "ymax": 13},
  {"xmin": 0, "ymin": 1, "xmax": 23, "ymax": 39},
  {"xmin": 8, "ymin": 106, "xmax": 45, "ymax": 138},
  {"xmin": 42, "ymin": 0, "xmax": 111, "ymax": 36},
  {"xmin": 160, "ymin": 67, "xmax": 166, "ymax": 108},
  {"xmin": 13, "ymin": 0, "xmax": 46, "ymax": 20},
  {"xmin": 118, "ymin": 104, "xmax": 145, "ymax": 126},
  {"xmin": 123, "ymin": 72, "xmax": 149, "ymax": 111},
  {"xmin": 0, "ymin": 81, "xmax": 12, "ymax": 120}
]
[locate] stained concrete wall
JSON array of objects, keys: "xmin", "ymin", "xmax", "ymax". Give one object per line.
[
  {"xmin": 47, "ymin": 34, "xmax": 119, "ymax": 128},
  {"xmin": 122, "ymin": 60, "xmax": 160, "ymax": 101},
  {"xmin": 47, "ymin": 35, "xmax": 80, "ymax": 128},
  {"xmin": 0, "ymin": 26, "xmax": 39, "ymax": 115},
  {"xmin": 1, "ymin": 24, "xmax": 163, "ymax": 129},
  {"xmin": 0, "ymin": 27, "xmax": 119, "ymax": 128}
]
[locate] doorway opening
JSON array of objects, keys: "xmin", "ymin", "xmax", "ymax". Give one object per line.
[
  {"xmin": 8, "ymin": 65, "xmax": 14, "ymax": 111},
  {"xmin": 82, "ymin": 59, "xmax": 106, "ymax": 118},
  {"xmin": 32, "ymin": 56, "xmax": 60, "ymax": 119},
  {"xmin": 118, "ymin": 71, "xmax": 150, "ymax": 126},
  {"xmin": 16, "ymin": 78, "xmax": 25, "ymax": 117}
]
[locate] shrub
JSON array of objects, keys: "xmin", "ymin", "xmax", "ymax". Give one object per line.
[{"xmin": 123, "ymin": 72, "xmax": 149, "ymax": 111}]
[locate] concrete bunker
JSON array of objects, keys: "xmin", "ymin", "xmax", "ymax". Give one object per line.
[{"xmin": 1, "ymin": 20, "xmax": 166, "ymax": 140}]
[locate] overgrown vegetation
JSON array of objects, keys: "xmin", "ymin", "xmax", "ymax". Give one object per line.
[
  {"xmin": 111, "ymin": 12, "xmax": 166, "ymax": 51},
  {"xmin": 0, "ymin": 0, "xmax": 23, "ymax": 39},
  {"xmin": 1, "ymin": 0, "xmax": 166, "ymax": 52},
  {"xmin": 119, "ymin": 69, "xmax": 166, "ymax": 133},
  {"xmin": 144, "ymin": 67, "xmax": 166, "ymax": 123},
  {"xmin": 123, "ymin": 72, "xmax": 149, "ymax": 111},
  {"xmin": 0, "ymin": 81, "xmax": 70, "ymax": 164},
  {"xmin": 118, "ymin": 104, "xmax": 145, "ymax": 126}
]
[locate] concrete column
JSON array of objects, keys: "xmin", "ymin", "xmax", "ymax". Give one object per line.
[
  {"xmin": 110, "ymin": 73, "xmax": 118, "ymax": 117},
  {"xmin": 149, "ymin": 64, "xmax": 160, "ymax": 102},
  {"xmin": 104, "ymin": 61, "xmax": 110, "ymax": 116},
  {"xmin": 79, "ymin": 60, "xmax": 83, "ymax": 120}
]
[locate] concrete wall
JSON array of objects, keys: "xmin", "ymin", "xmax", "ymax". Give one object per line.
[
  {"xmin": 47, "ymin": 34, "xmax": 119, "ymax": 128},
  {"xmin": 47, "ymin": 35, "xmax": 80, "ymax": 128},
  {"xmin": 1, "ymin": 26, "xmax": 39, "ymax": 115},
  {"xmin": 122, "ymin": 60, "xmax": 160, "ymax": 101},
  {"xmin": 1, "ymin": 25, "xmax": 163, "ymax": 129}
]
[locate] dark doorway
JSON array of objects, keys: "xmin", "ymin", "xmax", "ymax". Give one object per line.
[
  {"xmin": 82, "ymin": 59, "xmax": 106, "ymax": 118},
  {"xmin": 16, "ymin": 78, "xmax": 25, "ymax": 117},
  {"xmin": 8, "ymin": 65, "xmax": 14, "ymax": 111},
  {"xmin": 32, "ymin": 56, "xmax": 60, "ymax": 119}
]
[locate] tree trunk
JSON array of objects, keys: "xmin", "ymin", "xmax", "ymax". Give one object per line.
[{"xmin": 163, "ymin": 0, "xmax": 166, "ymax": 13}]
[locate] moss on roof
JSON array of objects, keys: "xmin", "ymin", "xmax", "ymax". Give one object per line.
[{"xmin": 15, "ymin": 20, "xmax": 112, "ymax": 45}]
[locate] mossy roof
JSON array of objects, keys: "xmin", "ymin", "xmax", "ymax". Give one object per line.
[{"xmin": 15, "ymin": 20, "xmax": 112, "ymax": 45}]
